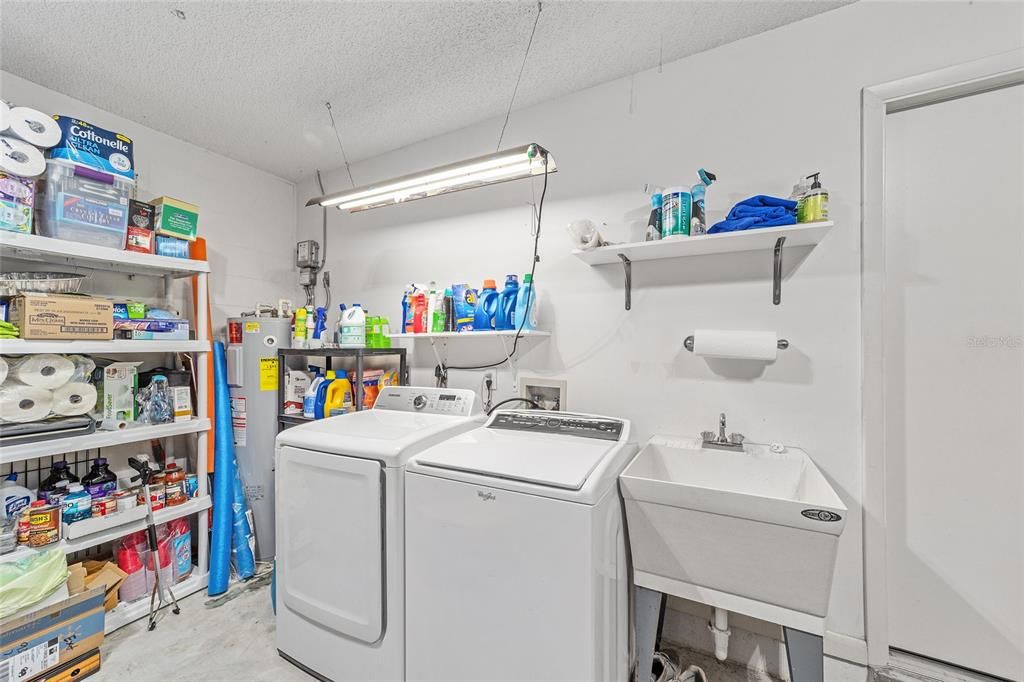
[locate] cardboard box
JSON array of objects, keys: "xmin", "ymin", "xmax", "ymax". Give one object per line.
[
  {"xmin": 83, "ymin": 561, "xmax": 127, "ymax": 612},
  {"xmin": 101, "ymin": 362, "xmax": 140, "ymax": 422},
  {"xmin": 0, "ymin": 587, "xmax": 105, "ymax": 682},
  {"xmin": 35, "ymin": 648, "xmax": 101, "ymax": 682},
  {"xmin": 9, "ymin": 294, "xmax": 113, "ymax": 341},
  {"xmin": 151, "ymin": 196, "xmax": 198, "ymax": 242}
]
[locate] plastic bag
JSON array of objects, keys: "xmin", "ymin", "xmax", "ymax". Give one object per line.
[
  {"xmin": 0, "ymin": 354, "xmax": 97, "ymax": 423},
  {"xmin": 0, "ymin": 547, "xmax": 69, "ymax": 619}
]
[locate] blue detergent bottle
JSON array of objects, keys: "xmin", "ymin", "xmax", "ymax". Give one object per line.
[
  {"xmin": 495, "ymin": 275, "xmax": 520, "ymax": 330},
  {"xmin": 313, "ymin": 370, "xmax": 337, "ymax": 419},
  {"xmin": 473, "ymin": 279, "xmax": 499, "ymax": 331},
  {"xmin": 514, "ymin": 273, "xmax": 538, "ymax": 331}
]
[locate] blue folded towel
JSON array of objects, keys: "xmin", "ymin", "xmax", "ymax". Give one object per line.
[{"xmin": 708, "ymin": 195, "xmax": 798, "ymax": 234}]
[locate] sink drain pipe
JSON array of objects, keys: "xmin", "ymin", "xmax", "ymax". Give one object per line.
[{"xmin": 709, "ymin": 608, "xmax": 731, "ymax": 661}]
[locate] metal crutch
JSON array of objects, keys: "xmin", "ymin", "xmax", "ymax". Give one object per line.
[{"xmin": 128, "ymin": 457, "xmax": 181, "ymax": 630}]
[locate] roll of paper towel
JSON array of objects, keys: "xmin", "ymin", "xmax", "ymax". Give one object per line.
[
  {"xmin": 691, "ymin": 329, "xmax": 780, "ymax": 361},
  {"xmin": 14, "ymin": 354, "xmax": 76, "ymax": 389},
  {"xmin": 52, "ymin": 382, "xmax": 97, "ymax": 416},
  {"xmin": 0, "ymin": 385, "xmax": 53, "ymax": 422}
]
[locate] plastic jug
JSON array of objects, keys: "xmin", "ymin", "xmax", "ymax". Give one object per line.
[
  {"xmin": 62, "ymin": 483, "xmax": 92, "ymax": 524},
  {"xmin": 303, "ymin": 367, "xmax": 324, "ymax": 419},
  {"xmin": 38, "ymin": 461, "xmax": 79, "ymax": 501},
  {"xmin": 313, "ymin": 370, "xmax": 337, "ymax": 419},
  {"xmin": 340, "ymin": 305, "xmax": 366, "ymax": 348},
  {"xmin": 1, "ymin": 473, "xmax": 35, "ymax": 519},
  {"xmin": 514, "ymin": 273, "xmax": 538, "ymax": 331},
  {"xmin": 495, "ymin": 275, "xmax": 520, "ymax": 330},
  {"xmin": 473, "ymin": 280, "xmax": 499, "ymax": 331},
  {"xmin": 81, "ymin": 457, "xmax": 117, "ymax": 499},
  {"xmin": 324, "ymin": 372, "xmax": 353, "ymax": 417}
]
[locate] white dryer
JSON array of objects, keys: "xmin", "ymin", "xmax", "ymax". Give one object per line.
[
  {"xmin": 404, "ymin": 410, "xmax": 636, "ymax": 682},
  {"xmin": 274, "ymin": 386, "xmax": 482, "ymax": 682}
]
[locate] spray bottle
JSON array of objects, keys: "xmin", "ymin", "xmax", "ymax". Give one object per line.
[
  {"xmin": 293, "ymin": 307, "xmax": 307, "ymax": 349},
  {"xmin": 689, "ymin": 168, "xmax": 717, "ymax": 236},
  {"xmin": 645, "ymin": 188, "xmax": 663, "ymax": 241},
  {"xmin": 310, "ymin": 307, "xmax": 327, "ymax": 349}
]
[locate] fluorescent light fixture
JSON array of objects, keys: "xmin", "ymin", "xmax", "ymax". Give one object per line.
[{"xmin": 306, "ymin": 143, "xmax": 556, "ymax": 212}]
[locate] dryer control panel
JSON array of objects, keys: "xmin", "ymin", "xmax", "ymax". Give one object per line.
[
  {"xmin": 488, "ymin": 411, "xmax": 624, "ymax": 441},
  {"xmin": 374, "ymin": 386, "xmax": 481, "ymax": 416}
]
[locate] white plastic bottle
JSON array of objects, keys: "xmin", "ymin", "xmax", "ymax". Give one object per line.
[
  {"xmin": 340, "ymin": 304, "xmax": 367, "ymax": 348},
  {"xmin": 303, "ymin": 369, "xmax": 325, "ymax": 419},
  {"xmin": 1, "ymin": 473, "xmax": 35, "ymax": 519}
]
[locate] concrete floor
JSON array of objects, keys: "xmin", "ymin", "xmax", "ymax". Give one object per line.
[{"xmin": 98, "ymin": 584, "xmax": 313, "ymax": 682}]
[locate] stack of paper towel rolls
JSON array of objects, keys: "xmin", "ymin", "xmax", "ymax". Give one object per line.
[{"xmin": 0, "ymin": 354, "xmax": 98, "ymax": 423}]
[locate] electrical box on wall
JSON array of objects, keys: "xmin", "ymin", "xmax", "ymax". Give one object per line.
[{"xmin": 295, "ymin": 240, "xmax": 320, "ymax": 268}]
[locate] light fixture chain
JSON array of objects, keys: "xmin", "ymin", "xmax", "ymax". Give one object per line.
[
  {"xmin": 326, "ymin": 101, "xmax": 356, "ymax": 188},
  {"xmin": 495, "ymin": 1, "xmax": 542, "ymax": 152}
]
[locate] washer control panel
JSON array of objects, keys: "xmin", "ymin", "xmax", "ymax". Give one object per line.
[
  {"xmin": 374, "ymin": 386, "xmax": 480, "ymax": 416},
  {"xmin": 488, "ymin": 411, "xmax": 624, "ymax": 441}
]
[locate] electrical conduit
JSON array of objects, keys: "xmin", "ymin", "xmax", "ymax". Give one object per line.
[{"xmin": 709, "ymin": 608, "xmax": 731, "ymax": 662}]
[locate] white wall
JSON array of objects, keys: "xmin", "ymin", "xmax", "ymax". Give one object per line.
[
  {"xmin": 296, "ymin": 0, "xmax": 1023, "ymax": 661},
  {"xmin": 1, "ymin": 71, "xmax": 296, "ymax": 332}
]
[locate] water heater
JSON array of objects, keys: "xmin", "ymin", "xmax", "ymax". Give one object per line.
[{"xmin": 225, "ymin": 315, "xmax": 292, "ymax": 561}]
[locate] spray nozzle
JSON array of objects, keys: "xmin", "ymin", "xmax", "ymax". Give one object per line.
[
  {"xmin": 806, "ymin": 172, "xmax": 822, "ymax": 189},
  {"xmin": 697, "ymin": 168, "xmax": 716, "ymax": 186}
]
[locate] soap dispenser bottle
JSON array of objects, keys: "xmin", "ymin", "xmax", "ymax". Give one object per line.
[{"xmin": 797, "ymin": 172, "xmax": 829, "ymax": 223}]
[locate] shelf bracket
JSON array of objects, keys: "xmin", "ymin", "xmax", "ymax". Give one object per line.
[
  {"xmin": 497, "ymin": 333, "xmax": 520, "ymax": 390},
  {"xmin": 773, "ymin": 236, "xmax": 786, "ymax": 305},
  {"xmin": 618, "ymin": 253, "xmax": 632, "ymax": 311}
]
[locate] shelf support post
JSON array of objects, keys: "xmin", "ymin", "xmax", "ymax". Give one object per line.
[
  {"xmin": 618, "ymin": 253, "xmax": 632, "ymax": 311},
  {"xmin": 773, "ymin": 236, "xmax": 786, "ymax": 305}
]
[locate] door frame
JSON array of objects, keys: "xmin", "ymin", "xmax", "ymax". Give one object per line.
[{"xmin": 860, "ymin": 48, "xmax": 1024, "ymax": 668}]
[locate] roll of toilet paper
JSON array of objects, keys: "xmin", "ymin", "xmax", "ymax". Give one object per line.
[
  {"xmin": 0, "ymin": 101, "xmax": 10, "ymax": 133},
  {"xmin": 13, "ymin": 354, "xmax": 76, "ymax": 389},
  {"xmin": 691, "ymin": 329, "xmax": 779, "ymax": 362},
  {"xmin": 0, "ymin": 384, "xmax": 53, "ymax": 423},
  {"xmin": 0, "ymin": 356, "xmax": 8, "ymax": 386},
  {"xmin": 99, "ymin": 418, "xmax": 128, "ymax": 431},
  {"xmin": 52, "ymin": 381, "xmax": 97, "ymax": 416},
  {"xmin": 0, "ymin": 135, "xmax": 46, "ymax": 178},
  {"xmin": 8, "ymin": 107, "xmax": 61, "ymax": 148}
]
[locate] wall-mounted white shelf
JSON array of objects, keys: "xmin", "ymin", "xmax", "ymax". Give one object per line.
[
  {"xmin": 0, "ymin": 338, "xmax": 210, "ymax": 355},
  {"xmin": 573, "ymin": 221, "xmax": 834, "ymax": 308},
  {"xmin": 1, "ymin": 418, "xmax": 211, "ymax": 465},
  {"xmin": 389, "ymin": 330, "xmax": 550, "ymax": 380},
  {"xmin": 388, "ymin": 330, "xmax": 550, "ymax": 341},
  {"xmin": 0, "ymin": 495, "xmax": 212, "ymax": 561},
  {"xmin": 0, "ymin": 231, "xmax": 209, "ymax": 278}
]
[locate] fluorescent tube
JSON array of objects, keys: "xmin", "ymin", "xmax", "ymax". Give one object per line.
[{"xmin": 306, "ymin": 143, "xmax": 555, "ymax": 212}]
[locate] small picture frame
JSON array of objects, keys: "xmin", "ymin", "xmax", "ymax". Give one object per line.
[{"xmin": 520, "ymin": 377, "xmax": 567, "ymax": 412}]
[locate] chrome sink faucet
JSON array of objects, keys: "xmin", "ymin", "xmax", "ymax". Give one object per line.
[{"xmin": 702, "ymin": 413, "xmax": 745, "ymax": 451}]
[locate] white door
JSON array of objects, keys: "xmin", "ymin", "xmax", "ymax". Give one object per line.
[
  {"xmin": 884, "ymin": 83, "xmax": 1024, "ymax": 680},
  {"xmin": 277, "ymin": 446, "xmax": 385, "ymax": 643}
]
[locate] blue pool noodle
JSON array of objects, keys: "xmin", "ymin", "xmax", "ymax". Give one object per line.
[
  {"xmin": 209, "ymin": 341, "xmax": 234, "ymax": 595},
  {"xmin": 231, "ymin": 470, "xmax": 255, "ymax": 580}
]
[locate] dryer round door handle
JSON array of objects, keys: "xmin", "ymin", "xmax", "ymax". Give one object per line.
[{"xmin": 413, "ymin": 394, "xmax": 428, "ymax": 410}]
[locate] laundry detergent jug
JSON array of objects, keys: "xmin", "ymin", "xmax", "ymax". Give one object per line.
[
  {"xmin": 514, "ymin": 273, "xmax": 538, "ymax": 331},
  {"xmin": 495, "ymin": 274, "xmax": 520, "ymax": 330},
  {"xmin": 313, "ymin": 370, "xmax": 337, "ymax": 419},
  {"xmin": 324, "ymin": 373, "xmax": 353, "ymax": 417},
  {"xmin": 473, "ymin": 279, "xmax": 499, "ymax": 331}
]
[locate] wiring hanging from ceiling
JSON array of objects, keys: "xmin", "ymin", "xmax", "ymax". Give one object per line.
[
  {"xmin": 495, "ymin": 1, "xmax": 543, "ymax": 152},
  {"xmin": 325, "ymin": 101, "xmax": 356, "ymax": 189},
  {"xmin": 315, "ymin": 169, "xmax": 331, "ymax": 311}
]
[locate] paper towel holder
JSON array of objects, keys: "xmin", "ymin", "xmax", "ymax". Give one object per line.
[{"xmin": 684, "ymin": 335, "xmax": 790, "ymax": 352}]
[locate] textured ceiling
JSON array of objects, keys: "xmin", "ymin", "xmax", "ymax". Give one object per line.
[{"xmin": 1, "ymin": 0, "xmax": 850, "ymax": 182}]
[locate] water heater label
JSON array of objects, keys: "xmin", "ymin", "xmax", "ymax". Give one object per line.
[
  {"xmin": 231, "ymin": 396, "xmax": 247, "ymax": 446},
  {"xmin": 259, "ymin": 358, "xmax": 279, "ymax": 392}
]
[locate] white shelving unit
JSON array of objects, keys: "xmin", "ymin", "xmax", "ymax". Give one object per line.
[
  {"xmin": 0, "ymin": 232, "xmax": 212, "ymax": 633},
  {"xmin": 388, "ymin": 330, "xmax": 551, "ymax": 387},
  {"xmin": 572, "ymin": 221, "xmax": 834, "ymax": 307},
  {"xmin": 388, "ymin": 330, "xmax": 550, "ymax": 341}
]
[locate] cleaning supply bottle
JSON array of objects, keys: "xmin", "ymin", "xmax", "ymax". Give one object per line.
[
  {"xmin": 293, "ymin": 307, "xmax": 307, "ymax": 348},
  {"xmin": 797, "ymin": 172, "xmax": 829, "ymax": 223},
  {"xmin": 81, "ymin": 457, "xmax": 117, "ymax": 499},
  {"xmin": 442, "ymin": 288, "xmax": 455, "ymax": 332},
  {"xmin": 402, "ymin": 287, "xmax": 415, "ymax": 333},
  {"xmin": 340, "ymin": 305, "xmax": 366, "ymax": 348},
  {"xmin": 473, "ymin": 279, "xmax": 499, "ymax": 331},
  {"xmin": 38, "ymin": 461, "xmax": 78, "ymax": 501},
  {"xmin": 313, "ymin": 370, "xmax": 337, "ymax": 419},
  {"xmin": 426, "ymin": 282, "xmax": 438, "ymax": 333},
  {"xmin": 495, "ymin": 275, "xmax": 520, "ymax": 330},
  {"xmin": 412, "ymin": 292, "xmax": 428, "ymax": 333},
  {"xmin": 645, "ymin": 189, "xmax": 663, "ymax": 241},
  {"xmin": 689, "ymin": 168, "xmax": 717, "ymax": 236},
  {"xmin": 310, "ymin": 306, "xmax": 327, "ymax": 349},
  {"xmin": 514, "ymin": 274, "xmax": 538, "ymax": 331},
  {"xmin": 2, "ymin": 473, "xmax": 35, "ymax": 519},
  {"xmin": 324, "ymin": 372, "xmax": 353, "ymax": 417},
  {"xmin": 662, "ymin": 186, "xmax": 691, "ymax": 238},
  {"xmin": 335, "ymin": 304, "xmax": 347, "ymax": 344},
  {"xmin": 303, "ymin": 366, "xmax": 324, "ymax": 419},
  {"xmin": 62, "ymin": 483, "xmax": 92, "ymax": 524}
]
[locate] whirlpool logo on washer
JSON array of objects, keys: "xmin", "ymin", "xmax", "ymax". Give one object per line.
[
  {"xmin": 477, "ymin": 491, "xmax": 496, "ymax": 502},
  {"xmin": 801, "ymin": 509, "xmax": 842, "ymax": 522}
]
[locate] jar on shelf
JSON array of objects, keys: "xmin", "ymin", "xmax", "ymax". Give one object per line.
[{"xmin": 164, "ymin": 463, "xmax": 187, "ymax": 506}]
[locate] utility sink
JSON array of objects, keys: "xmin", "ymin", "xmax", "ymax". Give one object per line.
[{"xmin": 620, "ymin": 436, "xmax": 847, "ymax": 627}]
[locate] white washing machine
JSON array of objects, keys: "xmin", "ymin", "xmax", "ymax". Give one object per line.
[
  {"xmin": 404, "ymin": 410, "xmax": 636, "ymax": 682},
  {"xmin": 274, "ymin": 386, "xmax": 482, "ymax": 682}
]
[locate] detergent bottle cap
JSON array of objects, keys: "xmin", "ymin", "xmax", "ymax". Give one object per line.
[
  {"xmin": 325, "ymin": 370, "xmax": 336, "ymax": 379},
  {"xmin": 806, "ymin": 172, "xmax": 822, "ymax": 189},
  {"xmin": 483, "ymin": 279, "xmax": 496, "ymax": 289},
  {"xmin": 505, "ymin": 274, "xmax": 519, "ymax": 286},
  {"xmin": 651, "ymin": 192, "xmax": 663, "ymax": 208},
  {"xmin": 339, "ymin": 303, "xmax": 346, "ymax": 311},
  {"xmin": 4, "ymin": 473, "xmax": 16, "ymax": 482},
  {"xmin": 444, "ymin": 287, "xmax": 453, "ymax": 296},
  {"xmin": 522, "ymin": 273, "xmax": 533, "ymax": 284},
  {"xmin": 353, "ymin": 303, "xmax": 362, "ymax": 308}
]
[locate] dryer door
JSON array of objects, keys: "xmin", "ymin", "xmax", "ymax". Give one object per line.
[{"xmin": 278, "ymin": 445, "xmax": 384, "ymax": 643}]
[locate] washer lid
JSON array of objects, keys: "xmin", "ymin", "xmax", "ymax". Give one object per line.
[{"xmin": 412, "ymin": 424, "xmax": 620, "ymax": 490}]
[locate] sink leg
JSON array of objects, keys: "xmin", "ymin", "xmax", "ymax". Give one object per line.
[
  {"xmin": 634, "ymin": 586, "xmax": 665, "ymax": 682},
  {"xmin": 782, "ymin": 627, "xmax": 824, "ymax": 682}
]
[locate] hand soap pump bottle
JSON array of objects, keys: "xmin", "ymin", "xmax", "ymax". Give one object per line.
[
  {"xmin": 797, "ymin": 172, "xmax": 829, "ymax": 223},
  {"xmin": 645, "ymin": 188, "xmax": 663, "ymax": 241}
]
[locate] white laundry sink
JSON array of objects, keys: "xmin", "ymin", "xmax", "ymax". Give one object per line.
[{"xmin": 619, "ymin": 436, "xmax": 846, "ymax": 628}]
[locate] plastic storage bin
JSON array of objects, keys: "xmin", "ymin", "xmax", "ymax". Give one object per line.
[{"xmin": 36, "ymin": 159, "xmax": 133, "ymax": 250}]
